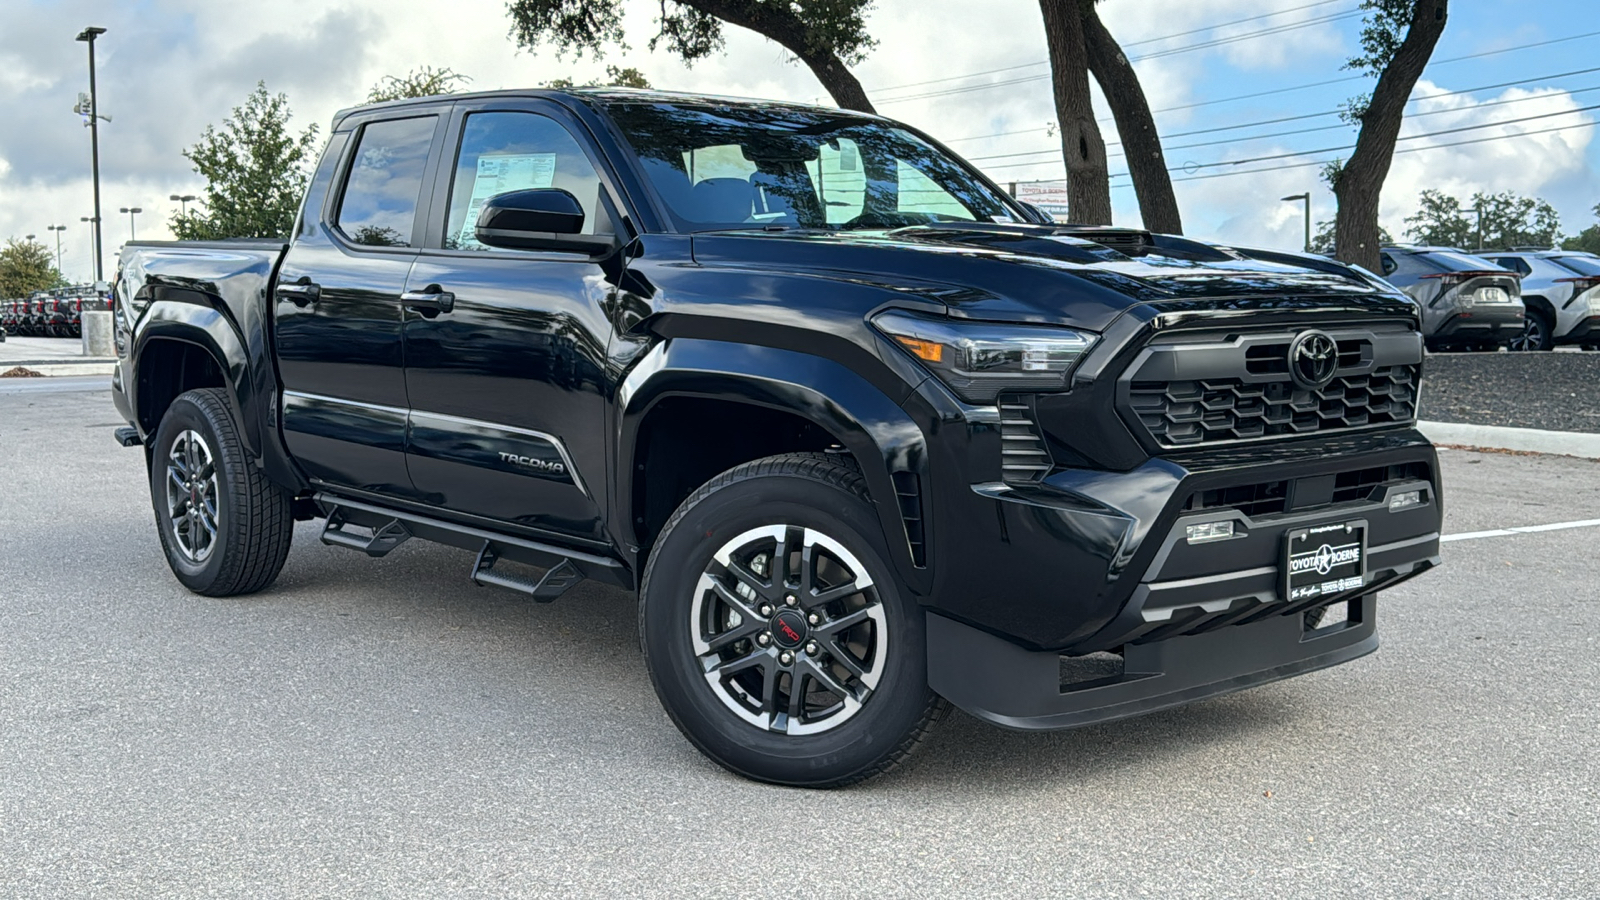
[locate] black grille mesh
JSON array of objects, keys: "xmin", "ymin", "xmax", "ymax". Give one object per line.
[{"xmin": 1129, "ymin": 364, "xmax": 1420, "ymax": 448}]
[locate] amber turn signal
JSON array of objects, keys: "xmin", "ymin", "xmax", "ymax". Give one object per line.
[{"xmin": 893, "ymin": 335, "xmax": 944, "ymax": 363}]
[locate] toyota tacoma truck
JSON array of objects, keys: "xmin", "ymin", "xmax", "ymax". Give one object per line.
[{"xmin": 112, "ymin": 89, "xmax": 1442, "ymax": 787}]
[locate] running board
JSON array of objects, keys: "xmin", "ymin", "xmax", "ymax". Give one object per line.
[
  {"xmin": 309, "ymin": 492, "xmax": 631, "ymax": 593},
  {"xmin": 471, "ymin": 543, "xmax": 584, "ymax": 602},
  {"xmin": 320, "ymin": 507, "xmax": 411, "ymax": 557}
]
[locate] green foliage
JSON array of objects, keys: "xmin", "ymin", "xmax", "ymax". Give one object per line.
[
  {"xmin": 1344, "ymin": 0, "xmax": 1414, "ymax": 77},
  {"xmin": 0, "ymin": 238, "xmax": 66, "ymax": 298},
  {"xmin": 506, "ymin": 0, "xmax": 877, "ymax": 66},
  {"xmin": 367, "ymin": 66, "xmax": 473, "ymax": 103},
  {"xmin": 1320, "ymin": 158, "xmax": 1345, "ymax": 191},
  {"xmin": 1310, "ymin": 219, "xmax": 1392, "ymax": 255},
  {"xmin": 546, "ymin": 65, "xmax": 653, "ymax": 89},
  {"xmin": 1560, "ymin": 203, "xmax": 1600, "ymax": 253},
  {"xmin": 171, "ymin": 83, "xmax": 321, "ymax": 241},
  {"xmin": 1403, "ymin": 188, "xmax": 1563, "ymax": 250}
]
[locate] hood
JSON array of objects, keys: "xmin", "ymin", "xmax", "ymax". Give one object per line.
[{"xmin": 689, "ymin": 223, "xmax": 1407, "ymax": 332}]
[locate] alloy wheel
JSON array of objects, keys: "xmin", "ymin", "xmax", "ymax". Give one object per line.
[
  {"xmin": 165, "ymin": 429, "xmax": 221, "ymax": 563},
  {"xmin": 690, "ymin": 524, "xmax": 888, "ymax": 735},
  {"xmin": 1509, "ymin": 317, "xmax": 1545, "ymax": 351}
]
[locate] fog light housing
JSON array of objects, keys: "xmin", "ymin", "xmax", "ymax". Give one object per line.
[
  {"xmin": 1388, "ymin": 489, "xmax": 1423, "ymax": 511},
  {"xmin": 1185, "ymin": 521, "xmax": 1236, "ymax": 544}
]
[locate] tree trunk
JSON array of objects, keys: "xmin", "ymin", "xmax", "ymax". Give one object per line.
[
  {"xmin": 681, "ymin": 0, "xmax": 875, "ymax": 113},
  {"xmin": 1038, "ymin": 0, "xmax": 1111, "ymax": 225},
  {"xmin": 1080, "ymin": 0, "xmax": 1181, "ymax": 234},
  {"xmin": 1334, "ymin": 0, "xmax": 1448, "ymax": 271}
]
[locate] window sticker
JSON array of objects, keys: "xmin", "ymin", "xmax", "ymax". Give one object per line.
[{"xmin": 455, "ymin": 153, "xmax": 558, "ymax": 248}]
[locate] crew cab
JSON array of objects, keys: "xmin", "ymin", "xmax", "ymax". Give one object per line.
[{"xmin": 113, "ymin": 89, "xmax": 1442, "ymax": 787}]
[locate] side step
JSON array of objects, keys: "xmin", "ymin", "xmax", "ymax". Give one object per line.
[
  {"xmin": 320, "ymin": 507, "xmax": 411, "ymax": 557},
  {"xmin": 113, "ymin": 426, "xmax": 142, "ymax": 447},
  {"xmin": 471, "ymin": 543, "xmax": 584, "ymax": 602}
]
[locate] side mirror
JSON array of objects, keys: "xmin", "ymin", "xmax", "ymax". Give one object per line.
[{"xmin": 475, "ymin": 188, "xmax": 616, "ymax": 256}]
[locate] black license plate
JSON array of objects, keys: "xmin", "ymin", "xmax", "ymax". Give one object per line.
[{"xmin": 1285, "ymin": 520, "xmax": 1368, "ymax": 603}]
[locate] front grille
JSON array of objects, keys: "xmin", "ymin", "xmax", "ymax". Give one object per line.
[
  {"xmin": 998, "ymin": 395, "xmax": 1051, "ymax": 482},
  {"xmin": 1130, "ymin": 366, "xmax": 1419, "ymax": 447},
  {"xmin": 1120, "ymin": 325, "xmax": 1423, "ymax": 449}
]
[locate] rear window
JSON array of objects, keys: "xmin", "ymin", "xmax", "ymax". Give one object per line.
[
  {"xmin": 1551, "ymin": 255, "xmax": 1600, "ymax": 277},
  {"xmin": 1421, "ymin": 251, "xmax": 1509, "ymax": 272}
]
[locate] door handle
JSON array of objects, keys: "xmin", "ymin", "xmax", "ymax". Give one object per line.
[
  {"xmin": 400, "ymin": 286, "xmax": 455, "ymax": 314},
  {"xmin": 276, "ymin": 279, "xmax": 321, "ymax": 308}
]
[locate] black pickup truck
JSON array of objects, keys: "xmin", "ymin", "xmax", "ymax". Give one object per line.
[{"xmin": 113, "ymin": 88, "xmax": 1441, "ymax": 787}]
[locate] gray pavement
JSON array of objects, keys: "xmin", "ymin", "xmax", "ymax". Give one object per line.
[{"xmin": 2, "ymin": 389, "xmax": 1598, "ymax": 898}]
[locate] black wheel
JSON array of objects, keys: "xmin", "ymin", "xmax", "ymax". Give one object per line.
[
  {"xmin": 640, "ymin": 453, "xmax": 946, "ymax": 788},
  {"xmin": 150, "ymin": 388, "xmax": 293, "ymax": 596},
  {"xmin": 1509, "ymin": 309, "xmax": 1553, "ymax": 351}
]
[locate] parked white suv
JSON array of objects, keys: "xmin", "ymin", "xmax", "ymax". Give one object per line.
[{"xmin": 1483, "ymin": 250, "xmax": 1600, "ymax": 351}]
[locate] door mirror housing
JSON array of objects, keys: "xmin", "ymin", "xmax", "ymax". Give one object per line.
[{"xmin": 474, "ymin": 188, "xmax": 616, "ymax": 256}]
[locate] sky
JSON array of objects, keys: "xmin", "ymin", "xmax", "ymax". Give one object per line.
[{"xmin": 2, "ymin": 0, "xmax": 1598, "ymax": 283}]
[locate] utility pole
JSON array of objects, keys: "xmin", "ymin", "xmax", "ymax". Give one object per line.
[
  {"xmin": 47, "ymin": 225, "xmax": 67, "ymax": 274},
  {"xmin": 1471, "ymin": 204, "xmax": 1484, "ymax": 251},
  {"xmin": 120, "ymin": 206, "xmax": 143, "ymax": 242},
  {"xmin": 76, "ymin": 26, "xmax": 107, "ymax": 283},
  {"xmin": 1282, "ymin": 193, "xmax": 1311, "ymax": 253}
]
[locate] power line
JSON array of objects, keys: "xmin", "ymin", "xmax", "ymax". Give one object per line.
[
  {"xmin": 964, "ymin": 80, "xmax": 1600, "ymax": 164},
  {"xmin": 878, "ymin": 8, "xmax": 1362, "ymax": 104},
  {"xmin": 869, "ymin": 0, "xmax": 1348, "ymax": 95}
]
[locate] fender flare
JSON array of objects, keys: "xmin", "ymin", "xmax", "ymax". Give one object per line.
[{"xmin": 616, "ymin": 337, "xmax": 933, "ymax": 594}]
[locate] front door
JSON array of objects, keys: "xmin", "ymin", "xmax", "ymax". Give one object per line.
[
  {"xmin": 401, "ymin": 102, "xmax": 620, "ymax": 544},
  {"xmin": 275, "ymin": 113, "xmax": 442, "ymax": 496}
]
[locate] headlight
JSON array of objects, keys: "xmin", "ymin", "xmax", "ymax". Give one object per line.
[{"xmin": 871, "ymin": 309, "xmax": 1096, "ymax": 403}]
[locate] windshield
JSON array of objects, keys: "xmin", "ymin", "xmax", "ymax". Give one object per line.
[
  {"xmin": 604, "ymin": 101, "xmax": 1019, "ymax": 232},
  {"xmin": 1552, "ymin": 255, "xmax": 1600, "ymax": 276}
]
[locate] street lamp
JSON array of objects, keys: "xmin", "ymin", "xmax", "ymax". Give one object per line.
[
  {"xmin": 120, "ymin": 206, "xmax": 143, "ymax": 242},
  {"xmin": 46, "ymin": 225, "xmax": 68, "ymax": 273},
  {"xmin": 170, "ymin": 193, "xmax": 197, "ymax": 217},
  {"xmin": 76, "ymin": 25, "xmax": 108, "ymax": 282},
  {"xmin": 1281, "ymin": 193, "xmax": 1311, "ymax": 253},
  {"xmin": 80, "ymin": 216, "xmax": 99, "ymax": 283}
]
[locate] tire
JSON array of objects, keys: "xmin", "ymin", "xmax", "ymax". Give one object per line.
[
  {"xmin": 1510, "ymin": 309, "xmax": 1553, "ymax": 352},
  {"xmin": 639, "ymin": 453, "xmax": 946, "ymax": 788},
  {"xmin": 149, "ymin": 388, "xmax": 293, "ymax": 596}
]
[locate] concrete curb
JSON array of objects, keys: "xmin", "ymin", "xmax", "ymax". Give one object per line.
[
  {"xmin": 0, "ymin": 358, "xmax": 117, "ymax": 378},
  {"xmin": 1419, "ymin": 420, "xmax": 1600, "ymax": 460}
]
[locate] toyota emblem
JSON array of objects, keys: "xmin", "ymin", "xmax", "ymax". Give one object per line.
[{"xmin": 1288, "ymin": 330, "xmax": 1339, "ymax": 390}]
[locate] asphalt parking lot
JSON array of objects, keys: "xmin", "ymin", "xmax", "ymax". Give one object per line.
[{"xmin": 2, "ymin": 380, "xmax": 1597, "ymax": 898}]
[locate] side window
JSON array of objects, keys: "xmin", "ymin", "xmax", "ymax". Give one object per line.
[
  {"xmin": 1511, "ymin": 258, "xmax": 1533, "ymax": 276},
  {"xmin": 1380, "ymin": 253, "xmax": 1397, "ymax": 276},
  {"xmin": 336, "ymin": 116, "xmax": 437, "ymax": 247},
  {"xmin": 446, "ymin": 112, "xmax": 611, "ymax": 250}
]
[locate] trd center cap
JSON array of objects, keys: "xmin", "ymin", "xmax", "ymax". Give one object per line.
[{"xmin": 770, "ymin": 609, "xmax": 808, "ymax": 648}]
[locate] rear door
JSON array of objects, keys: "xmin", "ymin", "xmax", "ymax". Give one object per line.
[
  {"xmin": 400, "ymin": 98, "xmax": 622, "ymax": 544},
  {"xmin": 274, "ymin": 111, "xmax": 446, "ymax": 496}
]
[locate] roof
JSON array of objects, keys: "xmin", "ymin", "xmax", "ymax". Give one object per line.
[{"xmin": 333, "ymin": 87, "xmax": 875, "ymax": 126}]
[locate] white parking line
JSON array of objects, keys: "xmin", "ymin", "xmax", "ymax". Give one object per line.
[{"xmin": 1441, "ymin": 518, "xmax": 1600, "ymax": 543}]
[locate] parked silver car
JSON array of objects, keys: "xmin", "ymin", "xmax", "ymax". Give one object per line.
[
  {"xmin": 1482, "ymin": 250, "xmax": 1600, "ymax": 351},
  {"xmin": 1378, "ymin": 246, "xmax": 1525, "ymax": 351}
]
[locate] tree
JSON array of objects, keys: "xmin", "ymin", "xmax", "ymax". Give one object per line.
[
  {"xmin": 1401, "ymin": 188, "xmax": 1471, "ymax": 247},
  {"xmin": 1079, "ymin": 0, "xmax": 1181, "ymax": 233},
  {"xmin": 1562, "ymin": 203, "xmax": 1600, "ymax": 254},
  {"xmin": 1403, "ymin": 188, "xmax": 1562, "ymax": 250},
  {"xmin": 506, "ymin": 0, "xmax": 877, "ymax": 112},
  {"xmin": 0, "ymin": 238, "xmax": 66, "ymax": 298},
  {"xmin": 1329, "ymin": 1, "xmax": 1449, "ymax": 271},
  {"xmin": 171, "ymin": 83, "xmax": 321, "ymax": 241},
  {"xmin": 547, "ymin": 64, "xmax": 653, "ymax": 89},
  {"xmin": 1039, "ymin": 0, "xmax": 1111, "ymax": 225},
  {"xmin": 368, "ymin": 66, "xmax": 472, "ymax": 103},
  {"xmin": 1310, "ymin": 218, "xmax": 1391, "ymax": 256}
]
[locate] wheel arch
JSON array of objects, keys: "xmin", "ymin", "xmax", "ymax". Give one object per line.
[{"xmin": 616, "ymin": 338, "xmax": 932, "ymax": 595}]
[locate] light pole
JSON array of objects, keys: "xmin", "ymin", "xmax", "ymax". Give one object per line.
[
  {"xmin": 47, "ymin": 225, "xmax": 67, "ymax": 273},
  {"xmin": 1281, "ymin": 193, "xmax": 1311, "ymax": 253},
  {"xmin": 120, "ymin": 206, "xmax": 143, "ymax": 242},
  {"xmin": 76, "ymin": 25, "xmax": 107, "ymax": 283},
  {"xmin": 1471, "ymin": 205, "xmax": 1484, "ymax": 251},
  {"xmin": 80, "ymin": 216, "xmax": 99, "ymax": 284},
  {"xmin": 170, "ymin": 193, "xmax": 197, "ymax": 218}
]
